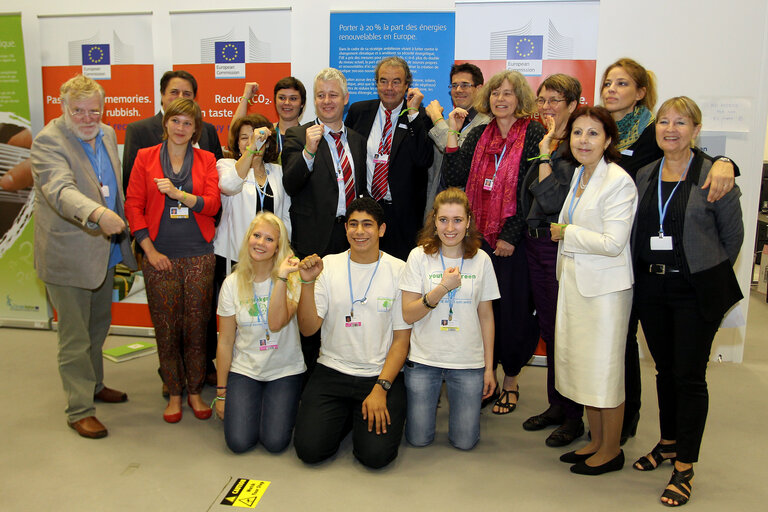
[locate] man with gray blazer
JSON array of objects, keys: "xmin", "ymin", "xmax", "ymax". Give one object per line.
[{"xmin": 31, "ymin": 75, "xmax": 137, "ymax": 439}]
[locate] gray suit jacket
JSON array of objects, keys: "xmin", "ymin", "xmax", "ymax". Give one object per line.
[{"xmin": 31, "ymin": 116, "xmax": 136, "ymax": 289}]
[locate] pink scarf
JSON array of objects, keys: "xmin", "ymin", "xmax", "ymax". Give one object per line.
[{"xmin": 466, "ymin": 117, "xmax": 531, "ymax": 247}]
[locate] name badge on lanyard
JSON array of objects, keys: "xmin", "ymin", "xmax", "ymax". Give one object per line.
[
  {"xmin": 652, "ymin": 154, "xmax": 693, "ymax": 252},
  {"xmin": 440, "ymin": 318, "xmax": 460, "ymax": 331},
  {"xmin": 373, "ymin": 153, "xmax": 389, "ymax": 164},
  {"xmin": 485, "ymin": 145, "xmax": 507, "ymax": 191},
  {"xmin": 170, "ymin": 206, "xmax": 189, "ymax": 219},
  {"xmin": 101, "ymin": 185, "xmax": 110, "ymax": 198}
]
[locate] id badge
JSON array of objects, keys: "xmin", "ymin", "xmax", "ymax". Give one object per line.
[
  {"xmin": 170, "ymin": 206, "xmax": 189, "ymax": 219},
  {"xmin": 483, "ymin": 178, "xmax": 494, "ymax": 191},
  {"xmin": 101, "ymin": 185, "xmax": 110, "ymax": 198},
  {"xmin": 650, "ymin": 235, "xmax": 673, "ymax": 251},
  {"xmin": 440, "ymin": 318, "xmax": 460, "ymax": 332},
  {"xmin": 345, "ymin": 315, "xmax": 362, "ymax": 328},
  {"xmin": 336, "ymin": 168, "xmax": 344, "ymax": 183},
  {"xmin": 258, "ymin": 337, "xmax": 278, "ymax": 351},
  {"xmin": 621, "ymin": 149, "xmax": 634, "ymax": 156},
  {"xmin": 373, "ymin": 153, "xmax": 389, "ymax": 164}
]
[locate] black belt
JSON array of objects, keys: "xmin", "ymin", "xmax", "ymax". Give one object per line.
[
  {"xmin": 527, "ymin": 226, "xmax": 550, "ymax": 238},
  {"xmin": 647, "ymin": 263, "xmax": 681, "ymax": 275}
]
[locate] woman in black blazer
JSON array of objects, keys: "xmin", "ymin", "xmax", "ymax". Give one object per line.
[{"xmin": 631, "ymin": 96, "xmax": 743, "ymax": 507}]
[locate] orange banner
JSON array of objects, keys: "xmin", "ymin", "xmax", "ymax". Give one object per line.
[
  {"xmin": 172, "ymin": 63, "xmax": 291, "ymax": 146},
  {"xmin": 41, "ymin": 65, "xmax": 155, "ymax": 144}
]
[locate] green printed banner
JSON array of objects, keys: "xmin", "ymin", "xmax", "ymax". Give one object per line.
[{"xmin": 0, "ymin": 13, "xmax": 49, "ymax": 326}]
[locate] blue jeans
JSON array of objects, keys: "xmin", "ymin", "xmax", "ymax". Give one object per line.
[
  {"xmin": 404, "ymin": 361, "xmax": 484, "ymax": 450},
  {"xmin": 224, "ymin": 371, "xmax": 302, "ymax": 454}
]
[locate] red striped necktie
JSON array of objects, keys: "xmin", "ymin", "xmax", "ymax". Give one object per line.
[
  {"xmin": 371, "ymin": 109, "xmax": 393, "ymax": 201},
  {"xmin": 330, "ymin": 131, "xmax": 355, "ymax": 207}
]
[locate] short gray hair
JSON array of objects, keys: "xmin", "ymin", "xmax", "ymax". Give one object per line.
[{"xmin": 314, "ymin": 68, "xmax": 348, "ymax": 96}]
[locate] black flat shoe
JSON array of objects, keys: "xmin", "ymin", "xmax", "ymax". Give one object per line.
[
  {"xmin": 570, "ymin": 450, "xmax": 624, "ymax": 475},
  {"xmin": 546, "ymin": 419, "xmax": 585, "ymax": 447},
  {"xmin": 523, "ymin": 407, "xmax": 565, "ymax": 431},
  {"xmin": 634, "ymin": 442, "xmax": 676, "ymax": 471},
  {"xmin": 559, "ymin": 450, "xmax": 596, "ymax": 464}
]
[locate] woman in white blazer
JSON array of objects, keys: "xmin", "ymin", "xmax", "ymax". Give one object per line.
[
  {"xmin": 214, "ymin": 114, "xmax": 292, "ymax": 276},
  {"xmin": 549, "ymin": 106, "xmax": 638, "ymax": 476}
]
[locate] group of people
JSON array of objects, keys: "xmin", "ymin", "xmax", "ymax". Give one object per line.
[{"xmin": 30, "ymin": 55, "xmax": 743, "ymax": 507}]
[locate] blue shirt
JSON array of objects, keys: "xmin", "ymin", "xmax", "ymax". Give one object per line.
[{"xmin": 78, "ymin": 129, "xmax": 123, "ymax": 268}]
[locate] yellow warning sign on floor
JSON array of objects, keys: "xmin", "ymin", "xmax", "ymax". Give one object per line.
[{"xmin": 219, "ymin": 478, "xmax": 271, "ymax": 508}]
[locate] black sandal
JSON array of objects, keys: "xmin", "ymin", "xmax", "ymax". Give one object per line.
[
  {"xmin": 661, "ymin": 466, "xmax": 694, "ymax": 507},
  {"xmin": 492, "ymin": 386, "xmax": 519, "ymax": 415},
  {"xmin": 633, "ymin": 442, "xmax": 676, "ymax": 471}
]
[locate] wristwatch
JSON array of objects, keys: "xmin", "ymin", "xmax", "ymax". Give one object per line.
[{"xmin": 376, "ymin": 379, "xmax": 392, "ymax": 391}]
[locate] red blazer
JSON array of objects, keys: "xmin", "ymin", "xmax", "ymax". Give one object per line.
[{"xmin": 125, "ymin": 144, "xmax": 221, "ymax": 242}]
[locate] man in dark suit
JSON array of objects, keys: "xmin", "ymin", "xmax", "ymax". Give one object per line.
[
  {"xmin": 282, "ymin": 68, "xmax": 367, "ymax": 260},
  {"xmin": 344, "ymin": 57, "xmax": 433, "ymax": 261},
  {"xmin": 122, "ymin": 70, "xmax": 223, "ymax": 192},
  {"xmin": 282, "ymin": 68, "xmax": 367, "ymax": 376}
]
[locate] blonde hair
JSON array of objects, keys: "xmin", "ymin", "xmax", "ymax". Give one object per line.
[
  {"xmin": 657, "ymin": 96, "xmax": 702, "ymax": 126},
  {"xmin": 476, "ymin": 70, "xmax": 537, "ymax": 118},
  {"xmin": 60, "ymin": 74, "xmax": 105, "ymax": 106},
  {"xmin": 234, "ymin": 212, "xmax": 298, "ymax": 306}
]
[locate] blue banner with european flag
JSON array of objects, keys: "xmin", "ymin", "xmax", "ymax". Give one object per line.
[
  {"xmin": 506, "ymin": 35, "xmax": 543, "ymax": 76},
  {"xmin": 215, "ymin": 41, "xmax": 245, "ymax": 78},
  {"xmin": 81, "ymin": 44, "xmax": 111, "ymax": 79}
]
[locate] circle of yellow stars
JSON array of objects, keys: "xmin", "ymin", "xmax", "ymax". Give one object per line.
[
  {"xmin": 515, "ymin": 37, "xmax": 536, "ymax": 58},
  {"xmin": 221, "ymin": 43, "xmax": 239, "ymax": 62},
  {"xmin": 87, "ymin": 46, "xmax": 105, "ymax": 64}
]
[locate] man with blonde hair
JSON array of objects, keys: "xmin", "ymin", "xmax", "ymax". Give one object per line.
[{"xmin": 31, "ymin": 74, "xmax": 136, "ymax": 439}]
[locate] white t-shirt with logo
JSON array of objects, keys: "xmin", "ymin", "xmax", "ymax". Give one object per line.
[
  {"xmin": 400, "ymin": 246, "xmax": 500, "ymax": 369},
  {"xmin": 217, "ymin": 275, "xmax": 306, "ymax": 381},
  {"xmin": 315, "ymin": 251, "xmax": 408, "ymax": 377}
]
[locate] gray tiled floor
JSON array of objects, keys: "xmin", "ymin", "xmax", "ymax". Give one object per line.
[{"xmin": 1, "ymin": 291, "xmax": 766, "ymax": 511}]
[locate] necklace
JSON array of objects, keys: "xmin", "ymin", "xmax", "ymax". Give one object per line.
[
  {"xmin": 579, "ymin": 172, "xmax": 589, "ymax": 190},
  {"xmin": 253, "ymin": 169, "xmax": 274, "ymax": 198}
]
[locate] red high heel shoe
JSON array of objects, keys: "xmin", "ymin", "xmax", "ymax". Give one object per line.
[{"xmin": 187, "ymin": 396, "xmax": 212, "ymax": 420}]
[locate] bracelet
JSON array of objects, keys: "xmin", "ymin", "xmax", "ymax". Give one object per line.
[
  {"xmin": 181, "ymin": 191, "xmax": 187, "ymax": 202},
  {"xmin": 432, "ymin": 117, "xmax": 445, "ymax": 126},
  {"xmin": 438, "ymin": 283, "xmax": 451, "ymax": 294},
  {"xmin": 248, "ymin": 148, "xmax": 263, "ymax": 156},
  {"xmin": 299, "ymin": 277, "xmax": 316, "ymax": 284},
  {"xmin": 95, "ymin": 207, "xmax": 107, "ymax": 225},
  {"xmin": 527, "ymin": 153, "xmax": 551, "ymax": 161},
  {"xmin": 422, "ymin": 293, "xmax": 437, "ymax": 309},
  {"xmin": 447, "ymin": 129, "xmax": 461, "ymax": 136},
  {"xmin": 539, "ymin": 159, "xmax": 551, "ymax": 165},
  {"xmin": 210, "ymin": 395, "xmax": 225, "ymax": 408},
  {"xmin": 399, "ymin": 107, "xmax": 418, "ymax": 116},
  {"xmin": 304, "ymin": 146, "xmax": 316, "ymax": 158},
  {"xmin": 215, "ymin": 386, "xmax": 227, "ymax": 389},
  {"xmin": 276, "ymin": 276, "xmax": 288, "ymax": 283}
]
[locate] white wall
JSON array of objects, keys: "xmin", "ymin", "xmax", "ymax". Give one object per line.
[{"xmin": 8, "ymin": 0, "xmax": 768, "ymax": 360}]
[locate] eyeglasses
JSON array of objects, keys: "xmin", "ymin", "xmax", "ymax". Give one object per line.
[
  {"xmin": 536, "ymin": 98, "xmax": 567, "ymax": 107},
  {"xmin": 449, "ymin": 82, "xmax": 475, "ymax": 90},
  {"xmin": 68, "ymin": 108, "xmax": 102, "ymax": 119}
]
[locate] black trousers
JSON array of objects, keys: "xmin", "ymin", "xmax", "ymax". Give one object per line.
[
  {"xmin": 293, "ymin": 364, "xmax": 406, "ymax": 469},
  {"xmin": 635, "ymin": 272, "xmax": 720, "ymax": 463}
]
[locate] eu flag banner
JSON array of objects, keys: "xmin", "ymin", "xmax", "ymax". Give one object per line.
[
  {"xmin": 215, "ymin": 41, "xmax": 245, "ymax": 78},
  {"xmin": 81, "ymin": 44, "xmax": 111, "ymax": 79},
  {"xmin": 506, "ymin": 35, "xmax": 543, "ymax": 76}
]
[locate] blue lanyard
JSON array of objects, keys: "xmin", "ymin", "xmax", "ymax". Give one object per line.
[
  {"xmin": 251, "ymin": 280, "xmax": 273, "ymax": 340},
  {"xmin": 657, "ymin": 153, "xmax": 693, "ymax": 236},
  {"xmin": 567, "ymin": 165, "xmax": 586, "ymax": 223},
  {"xmin": 439, "ymin": 248, "xmax": 464, "ymax": 320},
  {"xmin": 276, "ymin": 125, "xmax": 283, "ymax": 153},
  {"xmin": 347, "ymin": 250, "xmax": 381, "ymax": 318},
  {"xmin": 490, "ymin": 145, "xmax": 507, "ymax": 184}
]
